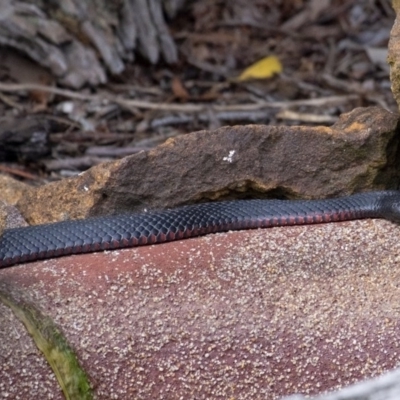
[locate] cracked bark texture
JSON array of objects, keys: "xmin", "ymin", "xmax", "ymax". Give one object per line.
[{"xmin": 0, "ymin": 0, "xmax": 181, "ymax": 88}]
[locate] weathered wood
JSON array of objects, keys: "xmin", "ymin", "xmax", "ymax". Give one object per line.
[{"xmin": 0, "ymin": 0, "xmax": 180, "ymax": 87}]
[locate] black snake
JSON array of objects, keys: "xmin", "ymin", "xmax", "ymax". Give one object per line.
[{"xmin": 1, "ymin": 191, "xmax": 399, "ymax": 268}]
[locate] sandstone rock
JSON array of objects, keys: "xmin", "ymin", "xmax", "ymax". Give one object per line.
[
  {"xmin": 14, "ymin": 106, "xmax": 400, "ymax": 225},
  {"xmin": 0, "ymin": 175, "xmax": 31, "ymax": 233},
  {"xmin": 389, "ymin": 0, "xmax": 400, "ymax": 110},
  {"xmin": 0, "ymin": 201, "xmax": 28, "ymax": 235},
  {"xmin": 0, "ymin": 174, "xmax": 31, "ymax": 205},
  {"xmin": 1, "ymin": 218, "xmax": 400, "ymax": 398}
]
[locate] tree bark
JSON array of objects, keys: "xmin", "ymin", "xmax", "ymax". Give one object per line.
[{"xmin": 0, "ymin": 0, "xmax": 181, "ymax": 88}]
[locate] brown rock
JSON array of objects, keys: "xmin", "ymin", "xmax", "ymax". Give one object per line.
[
  {"xmin": 389, "ymin": 0, "xmax": 400, "ymax": 110},
  {"xmin": 0, "ymin": 201, "xmax": 28, "ymax": 234},
  {"xmin": 1, "ymin": 219, "xmax": 400, "ymax": 398},
  {"xmin": 0, "ymin": 174, "xmax": 31, "ymax": 205},
  {"xmin": 0, "ymin": 175, "xmax": 30, "ymax": 233},
  {"xmin": 16, "ymin": 106, "xmax": 400, "ymax": 225}
]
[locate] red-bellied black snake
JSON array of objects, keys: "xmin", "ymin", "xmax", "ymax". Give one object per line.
[{"xmin": 1, "ymin": 190, "xmax": 399, "ymax": 268}]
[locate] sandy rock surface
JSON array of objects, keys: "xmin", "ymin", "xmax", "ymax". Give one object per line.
[{"xmin": 1, "ymin": 218, "xmax": 400, "ymax": 399}]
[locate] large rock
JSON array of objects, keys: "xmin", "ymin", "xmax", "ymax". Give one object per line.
[
  {"xmin": 389, "ymin": 0, "xmax": 400, "ymax": 110},
  {"xmin": 11, "ymin": 106, "xmax": 400, "ymax": 225},
  {"xmin": 1, "ymin": 218, "xmax": 400, "ymax": 398}
]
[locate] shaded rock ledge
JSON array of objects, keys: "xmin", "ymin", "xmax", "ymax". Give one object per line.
[{"xmin": 3, "ymin": 105, "xmax": 399, "ymax": 226}]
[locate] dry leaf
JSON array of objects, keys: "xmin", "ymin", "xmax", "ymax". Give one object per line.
[
  {"xmin": 171, "ymin": 76, "xmax": 190, "ymax": 100},
  {"xmin": 237, "ymin": 56, "xmax": 283, "ymax": 81}
]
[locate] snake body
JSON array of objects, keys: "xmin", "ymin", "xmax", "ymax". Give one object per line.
[{"xmin": 1, "ymin": 191, "xmax": 400, "ymax": 268}]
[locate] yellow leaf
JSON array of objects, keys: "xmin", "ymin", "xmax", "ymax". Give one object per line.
[{"xmin": 237, "ymin": 56, "xmax": 282, "ymax": 81}]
